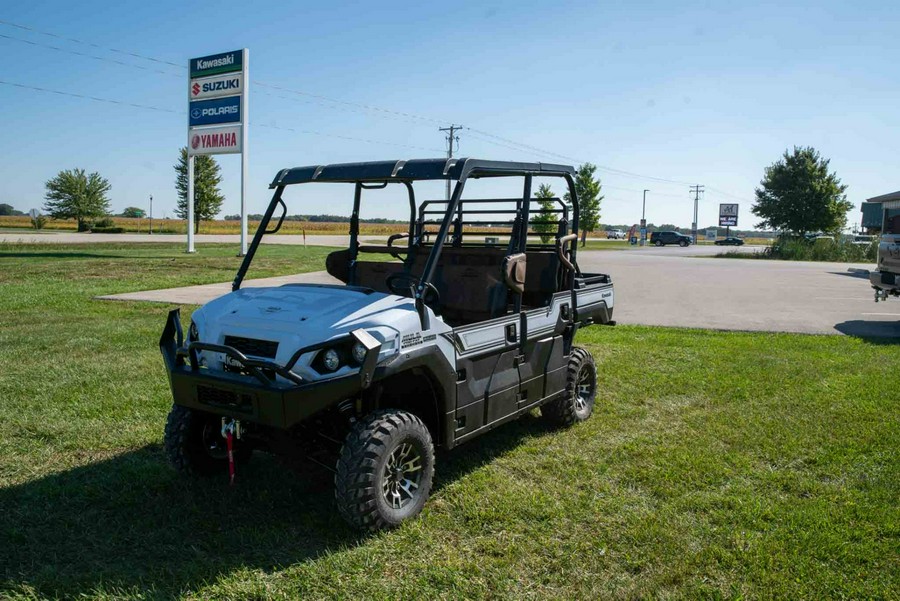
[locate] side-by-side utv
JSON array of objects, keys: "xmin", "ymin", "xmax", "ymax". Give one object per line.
[{"xmin": 160, "ymin": 158, "xmax": 615, "ymax": 529}]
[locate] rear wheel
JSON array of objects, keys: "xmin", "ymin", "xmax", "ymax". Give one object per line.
[
  {"xmin": 655, "ymin": 240, "xmax": 663, "ymax": 246},
  {"xmin": 335, "ymin": 409, "xmax": 435, "ymax": 530},
  {"xmin": 541, "ymin": 347, "xmax": 597, "ymax": 427},
  {"xmin": 164, "ymin": 404, "xmax": 251, "ymax": 476}
]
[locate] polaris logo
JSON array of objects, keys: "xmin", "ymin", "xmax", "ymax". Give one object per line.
[
  {"xmin": 198, "ymin": 105, "xmax": 238, "ymax": 117},
  {"xmin": 195, "ymin": 55, "xmax": 234, "ymax": 72}
]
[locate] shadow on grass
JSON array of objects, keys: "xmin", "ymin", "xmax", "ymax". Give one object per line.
[
  {"xmin": 834, "ymin": 319, "xmax": 900, "ymax": 341},
  {"xmin": 1, "ymin": 415, "xmax": 549, "ymax": 598}
]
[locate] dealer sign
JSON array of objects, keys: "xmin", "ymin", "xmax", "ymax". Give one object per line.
[
  {"xmin": 719, "ymin": 203, "xmax": 739, "ymax": 227},
  {"xmin": 189, "ymin": 95, "xmax": 241, "ymax": 127},
  {"xmin": 190, "ymin": 72, "xmax": 243, "ymax": 101},
  {"xmin": 189, "ymin": 124, "xmax": 242, "ymax": 156},
  {"xmin": 190, "ymin": 50, "xmax": 242, "ymax": 78}
]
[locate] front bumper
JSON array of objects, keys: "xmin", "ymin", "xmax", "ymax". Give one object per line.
[
  {"xmin": 159, "ymin": 309, "xmax": 381, "ymax": 429},
  {"xmin": 870, "ymin": 270, "xmax": 900, "ymax": 293}
]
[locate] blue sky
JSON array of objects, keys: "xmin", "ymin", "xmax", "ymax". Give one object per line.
[{"xmin": 1, "ymin": 0, "xmax": 897, "ymax": 229}]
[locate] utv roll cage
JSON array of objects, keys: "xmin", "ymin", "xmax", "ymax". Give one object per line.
[{"xmin": 232, "ymin": 158, "xmax": 585, "ymax": 328}]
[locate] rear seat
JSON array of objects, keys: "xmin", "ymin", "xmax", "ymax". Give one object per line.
[{"xmin": 325, "ymin": 246, "xmax": 564, "ymax": 324}]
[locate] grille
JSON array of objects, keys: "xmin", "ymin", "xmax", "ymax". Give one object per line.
[
  {"xmin": 223, "ymin": 335, "xmax": 278, "ymax": 358},
  {"xmin": 197, "ymin": 385, "xmax": 254, "ymax": 413}
]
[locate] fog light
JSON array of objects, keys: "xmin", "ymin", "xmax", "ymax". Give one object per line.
[
  {"xmin": 351, "ymin": 342, "xmax": 367, "ymax": 364},
  {"xmin": 322, "ymin": 348, "xmax": 341, "ymax": 372}
]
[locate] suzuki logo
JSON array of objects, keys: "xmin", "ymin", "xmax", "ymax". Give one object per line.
[{"xmin": 192, "ymin": 82, "xmax": 200, "ymax": 96}]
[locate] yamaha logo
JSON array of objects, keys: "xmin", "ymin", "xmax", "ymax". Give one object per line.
[{"xmin": 191, "ymin": 134, "xmax": 200, "ymax": 149}]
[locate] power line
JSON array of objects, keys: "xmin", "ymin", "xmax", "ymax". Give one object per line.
[
  {"xmin": 0, "ymin": 17, "xmax": 750, "ymax": 199},
  {"xmin": 0, "ymin": 18, "xmax": 184, "ymax": 69},
  {"xmin": 439, "ymin": 124, "xmax": 463, "ymax": 200},
  {"xmin": 0, "ymin": 79, "xmax": 444, "ymax": 153}
]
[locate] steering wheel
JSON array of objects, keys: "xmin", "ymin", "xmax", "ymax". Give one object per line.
[{"xmin": 385, "ymin": 272, "xmax": 440, "ymax": 306}]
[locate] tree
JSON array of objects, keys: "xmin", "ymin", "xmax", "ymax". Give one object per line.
[
  {"xmin": 43, "ymin": 168, "xmax": 111, "ymax": 231},
  {"xmin": 121, "ymin": 206, "xmax": 146, "ymax": 218},
  {"xmin": 530, "ymin": 183, "xmax": 557, "ymax": 243},
  {"xmin": 0, "ymin": 203, "xmax": 24, "ymax": 216},
  {"xmin": 752, "ymin": 146, "xmax": 851, "ymax": 237},
  {"xmin": 174, "ymin": 148, "xmax": 224, "ymax": 233},
  {"xmin": 563, "ymin": 163, "xmax": 603, "ymax": 246}
]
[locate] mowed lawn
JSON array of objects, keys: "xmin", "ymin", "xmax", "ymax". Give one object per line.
[{"xmin": 0, "ymin": 243, "xmax": 897, "ymax": 600}]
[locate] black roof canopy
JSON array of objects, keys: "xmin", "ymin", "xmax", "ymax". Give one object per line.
[{"xmin": 269, "ymin": 158, "xmax": 574, "ymax": 188}]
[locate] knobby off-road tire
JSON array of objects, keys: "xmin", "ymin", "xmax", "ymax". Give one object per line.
[
  {"xmin": 335, "ymin": 409, "xmax": 435, "ymax": 530},
  {"xmin": 541, "ymin": 347, "xmax": 597, "ymax": 428},
  {"xmin": 164, "ymin": 404, "xmax": 251, "ymax": 477}
]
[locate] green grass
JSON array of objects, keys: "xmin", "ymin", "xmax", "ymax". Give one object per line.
[{"xmin": 1, "ymin": 243, "xmax": 897, "ymax": 600}]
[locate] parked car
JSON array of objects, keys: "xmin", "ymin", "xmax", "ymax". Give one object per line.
[
  {"xmin": 160, "ymin": 158, "xmax": 615, "ymax": 530},
  {"xmin": 852, "ymin": 235, "xmax": 875, "ymax": 246},
  {"xmin": 605, "ymin": 229, "xmax": 625, "ymax": 239},
  {"xmin": 714, "ymin": 237, "xmax": 744, "ymax": 246},
  {"xmin": 870, "ymin": 232, "xmax": 900, "ymax": 302},
  {"xmin": 650, "ymin": 230, "xmax": 692, "ymax": 247}
]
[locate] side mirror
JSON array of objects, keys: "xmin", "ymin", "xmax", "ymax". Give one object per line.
[{"xmin": 501, "ymin": 253, "xmax": 527, "ymax": 294}]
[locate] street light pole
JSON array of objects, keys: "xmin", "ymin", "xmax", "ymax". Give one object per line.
[
  {"xmin": 149, "ymin": 195, "xmax": 153, "ymax": 235},
  {"xmin": 640, "ymin": 189, "xmax": 649, "ymax": 246}
]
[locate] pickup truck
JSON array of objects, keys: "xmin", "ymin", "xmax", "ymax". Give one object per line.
[{"xmin": 871, "ymin": 233, "xmax": 900, "ymax": 301}]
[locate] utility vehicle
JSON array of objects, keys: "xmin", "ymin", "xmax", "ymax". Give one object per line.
[
  {"xmin": 871, "ymin": 232, "xmax": 900, "ymax": 302},
  {"xmin": 160, "ymin": 158, "xmax": 615, "ymax": 529}
]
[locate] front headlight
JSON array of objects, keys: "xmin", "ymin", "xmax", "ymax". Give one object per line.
[
  {"xmin": 351, "ymin": 341, "xmax": 367, "ymax": 364},
  {"xmin": 322, "ymin": 348, "xmax": 341, "ymax": 372}
]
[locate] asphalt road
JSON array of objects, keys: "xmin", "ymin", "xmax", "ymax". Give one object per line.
[{"xmin": 98, "ymin": 244, "xmax": 897, "ymax": 338}]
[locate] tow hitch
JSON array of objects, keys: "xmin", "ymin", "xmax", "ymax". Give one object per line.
[{"xmin": 221, "ymin": 418, "xmax": 241, "ymax": 485}]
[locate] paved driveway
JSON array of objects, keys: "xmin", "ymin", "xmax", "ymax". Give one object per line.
[{"xmin": 99, "ymin": 249, "xmax": 897, "ymax": 338}]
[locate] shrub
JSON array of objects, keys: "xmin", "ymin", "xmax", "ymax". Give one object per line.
[
  {"xmin": 93, "ymin": 216, "xmax": 116, "ymax": 228},
  {"xmin": 30, "ymin": 214, "xmax": 47, "ymax": 230},
  {"xmin": 91, "ymin": 226, "xmax": 125, "ymax": 234},
  {"xmin": 722, "ymin": 235, "xmax": 877, "ymax": 262}
]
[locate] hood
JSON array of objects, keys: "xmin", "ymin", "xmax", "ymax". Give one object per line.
[{"xmin": 192, "ymin": 284, "xmax": 424, "ymax": 364}]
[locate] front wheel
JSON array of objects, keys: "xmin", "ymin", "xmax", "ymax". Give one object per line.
[
  {"xmin": 541, "ymin": 347, "xmax": 597, "ymax": 427},
  {"xmin": 679, "ymin": 240, "xmax": 688, "ymax": 247},
  {"xmin": 335, "ymin": 409, "xmax": 435, "ymax": 530}
]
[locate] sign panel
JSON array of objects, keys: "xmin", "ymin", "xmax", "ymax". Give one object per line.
[
  {"xmin": 189, "ymin": 95, "xmax": 241, "ymax": 126},
  {"xmin": 706, "ymin": 228, "xmax": 717, "ymax": 241},
  {"xmin": 190, "ymin": 72, "xmax": 243, "ymax": 101},
  {"xmin": 719, "ymin": 203, "xmax": 739, "ymax": 227},
  {"xmin": 190, "ymin": 50, "xmax": 243, "ymax": 78},
  {"xmin": 189, "ymin": 124, "xmax": 242, "ymax": 155}
]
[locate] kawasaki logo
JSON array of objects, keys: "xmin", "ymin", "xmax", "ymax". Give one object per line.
[{"xmin": 195, "ymin": 55, "xmax": 234, "ymax": 71}]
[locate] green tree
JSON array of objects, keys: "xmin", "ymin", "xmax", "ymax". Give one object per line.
[
  {"xmin": 121, "ymin": 206, "xmax": 146, "ymax": 219},
  {"xmin": 530, "ymin": 183, "xmax": 557, "ymax": 243},
  {"xmin": 563, "ymin": 163, "xmax": 603, "ymax": 246},
  {"xmin": 43, "ymin": 168, "xmax": 111, "ymax": 231},
  {"xmin": 174, "ymin": 148, "xmax": 224, "ymax": 233},
  {"xmin": 0, "ymin": 203, "xmax": 24, "ymax": 216},
  {"xmin": 752, "ymin": 146, "xmax": 851, "ymax": 236}
]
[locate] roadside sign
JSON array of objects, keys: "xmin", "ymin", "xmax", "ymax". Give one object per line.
[
  {"xmin": 186, "ymin": 48, "xmax": 249, "ymax": 255},
  {"xmin": 719, "ymin": 203, "xmax": 739, "ymax": 227},
  {"xmin": 190, "ymin": 50, "xmax": 243, "ymax": 78},
  {"xmin": 189, "ymin": 124, "xmax": 242, "ymax": 155},
  {"xmin": 190, "ymin": 72, "xmax": 243, "ymax": 101},
  {"xmin": 706, "ymin": 228, "xmax": 717, "ymax": 241},
  {"xmin": 189, "ymin": 96, "xmax": 241, "ymax": 127}
]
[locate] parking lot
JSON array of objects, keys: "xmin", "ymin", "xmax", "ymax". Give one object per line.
[{"xmin": 95, "ymin": 239, "xmax": 897, "ymax": 338}]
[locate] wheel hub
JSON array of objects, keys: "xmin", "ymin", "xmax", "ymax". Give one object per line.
[{"xmin": 382, "ymin": 442, "xmax": 423, "ymax": 510}]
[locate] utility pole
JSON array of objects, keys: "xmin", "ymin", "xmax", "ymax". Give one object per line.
[
  {"xmin": 640, "ymin": 189, "xmax": 649, "ymax": 246},
  {"xmin": 439, "ymin": 124, "xmax": 463, "ymax": 201},
  {"xmin": 149, "ymin": 194, "xmax": 153, "ymax": 235},
  {"xmin": 689, "ymin": 184, "xmax": 704, "ymax": 244}
]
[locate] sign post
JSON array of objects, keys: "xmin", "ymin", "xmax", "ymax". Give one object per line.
[
  {"xmin": 719, "ymin": 203, "xmax": 739, "ymax": 238},
  {"xmin": 186, "ymin": 49, "xmax": 249, "ymax": 254}
]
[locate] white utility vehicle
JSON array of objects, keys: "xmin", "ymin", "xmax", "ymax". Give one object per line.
[{"xmin": 160, "ymin": 158, "xmax": 615, "ymax": 529}]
